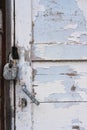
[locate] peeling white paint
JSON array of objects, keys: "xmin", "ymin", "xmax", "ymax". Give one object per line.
[
  {"xmin": 76, "ymin": 0, "xmax": 87, "ymax": 28},
  {"xmin": 15, "ymin": 0, "xmax": 32, "ymax": 50},
  {"xmin": 68, "ymin": 31, "xmax": 87, "ymax": 44},
  {"xmin": 33, "ymin": 62, "xmax": 87, "ymax": 102},
  {"xmin": 14, "ymin": 0, "xmax": 87, "ymax": 129},
  {"xmin": 14, "ymin": 0, "xmax": 33, "ymax": 130},
  {"xmin": 64, "ymin": 24, "xmax": 78, "ymax": 30},
  {"xmin": 32, "ymin": 0, "xmax": 45, "ymax": 21},
  {"xmin": 33, "ymin": 103, "xmax": 87, "ymax": 130},
  {"xmin": 32, "ymin": 44, "xmax": 87, "ymax": 60}
]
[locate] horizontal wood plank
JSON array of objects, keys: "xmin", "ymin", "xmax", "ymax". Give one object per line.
[
  {"xmin": 33, "ymin": 0, "xmax": 87, "ymax": 44},
  {"xmin": 33, "ymin": 103, "xmax": 87, "ymax": 130},
  {"xmin": 32, "ymin": 62, "xmax": 87, "ymax": 102},
  {"xmin": 31, "ymin": 44, "xmax": 87, "ymax": 60}
]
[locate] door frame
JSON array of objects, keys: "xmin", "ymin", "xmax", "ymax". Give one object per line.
[
  {"xmin": 1, "ymin": 0, "xmax": 11, "ymax": 130},
  {"xmin": 1, "ymin": 0, "xmax": 6, "ymax": 129}
]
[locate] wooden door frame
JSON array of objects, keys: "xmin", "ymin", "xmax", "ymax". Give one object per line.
[
  {"xmin": 1, "ymin": 0, "xmax": 11, "ymax": 130},
  {"xmin": 1, "ymin": 0, "xmax": 6, "ymax": 129}
]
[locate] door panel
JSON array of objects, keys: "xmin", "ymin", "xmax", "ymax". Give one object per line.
[
  {"xmin": 33, "ymin": 0, "xmax": 87, "ymax": 44},
  {"xmin": 32, "ymin": 44, "xmax": 87, "ymax": 60},
  {"xmin": 15, "ymin": 0, "xmax": 87, "ymax": 130},
  {"xmin": 33, "ymin": 62, "xmax": 87, "ymax": 102},
  {"xmin": 33, "ymin": 103, "xmax": 87, "ymax": 130},
  {"xmin": 32, "ymin": 0, "xmax": 87, "ymax": 60},
  {"xmin": 32, "ymin": 0, "xmax": 87, "ymax": 130}
]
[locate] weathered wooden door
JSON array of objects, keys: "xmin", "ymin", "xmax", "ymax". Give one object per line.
[{"xmin": 14, "ymin": 0, "xmax": 87, "ymax": 130}]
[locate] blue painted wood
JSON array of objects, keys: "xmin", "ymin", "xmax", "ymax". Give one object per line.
[{"xmin": 33, "ymin": 0, "xmax": 87, "ymax": 43}]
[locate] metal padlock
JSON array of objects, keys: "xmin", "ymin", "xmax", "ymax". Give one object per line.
[
  {"xmin": 3, "ymin": 62, "xmax": 18, "ymax": 80},
  {"xmin": 3, "ymin": 46, "xmax": 19, "ymax": 80}
]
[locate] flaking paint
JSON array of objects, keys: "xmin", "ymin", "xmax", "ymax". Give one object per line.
[{"xmin": 13, "ymin": 0, "xmax": 87, "ymax": 130}]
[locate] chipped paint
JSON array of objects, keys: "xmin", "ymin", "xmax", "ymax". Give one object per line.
[
  {"xmin": 33, "ymin": 0, "xmax": 87, "ymax": 43},
  {"xmin": 32, "ymin": 44, "xmax": 87, "ymax": 60},
  {"xmin": 32, "ymin": 0, "xmax": 45, "ymax": 21},
  {"xmin": 76, "ymin": 0, "xmax": 87, "ymax": 28},
  {"xmin": 64, "ymin": 24, "xmax": 78, "ymax": 30},
  {"xmin": 14, "ymin": 0, "xmax": 33, "ymax": 130},
  {"xmin": 15, "ymin": 0, "xmax": 32, "ymax": 50},
  {"xmin": 13, "ymin": 0, "xmax": 87, "ymax": 129},
  {"xmin": 33, "ymin": 62, "xmax": 87, "ymax": 102},
  {"xmin": 68, "ymin": 31, "xmax": 87, "ymax": 44},
  {"xmin": 33, "ymin": 103, "xmax": 87, "ymax": 130}
]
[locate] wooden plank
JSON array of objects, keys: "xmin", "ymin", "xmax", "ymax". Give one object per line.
[
  {"xmin": 15, "ymin": 0, "xmax": 32, "ymax": 130},
  {"xmin": 31, "ymin": 44, "xmax": 87, "ymax": 60},
  {"xmin": 32, "ymin": 0, "xmax": 87, "ymax": 43},
  {"xmin": 32, "ymin": 62, "xmax": 87, "ymax": 102},
  {"xmin": 33, "ymin": 103, "xmax": 87, "ymax": 130},
  {"xmin": 32, "ymin": 0, "xmax": 87, "ymax": 60}
]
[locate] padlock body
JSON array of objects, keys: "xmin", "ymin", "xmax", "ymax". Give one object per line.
[{"xmin": 3, "ymin": 63, "xmax": 18, "ymax": 80}]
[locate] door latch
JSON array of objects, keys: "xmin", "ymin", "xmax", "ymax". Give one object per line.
[{"xmin": 22, "ymin": 85, "xmax": 40, "ymax": 106}]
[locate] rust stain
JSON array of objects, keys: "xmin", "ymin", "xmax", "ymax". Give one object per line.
[
  {"xmin": 43, "ymin": 11, "xmax": 64, "ymax": 17},
  {"xmin": 32, "ymin": 69, "xmax": 37, "ymax": 81},
  {"xmin": 71, "ymin": 85, "xmax": 76, "ymax": 92},
  {"xmin": 60, "ymin": 71, "xmax": 78, "ymax": 77},
  {"xmin": 32, "ymin": 21, "xmax": 34, "ymax": 27},
  {"xmin": 72, "ymin": 125, "xmax": 80, "ymax": 130},
  {"xmin": 25, "ymin": 50, "xmax": 29, "ymax": 61}
]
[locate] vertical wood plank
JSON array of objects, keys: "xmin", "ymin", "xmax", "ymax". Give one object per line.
[{"xmin": 15, "ymin": 0, "xmax": 32, "ymax": 130}]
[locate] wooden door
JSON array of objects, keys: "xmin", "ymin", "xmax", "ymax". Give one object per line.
[{"xmin": 15, "ymin": 0, "xmax": 87, "ymax": 130}]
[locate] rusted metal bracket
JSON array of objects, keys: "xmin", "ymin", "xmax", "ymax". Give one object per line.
[{"xmin": 22, "ymin": 85, "xmax": 40, "ymax": 106}]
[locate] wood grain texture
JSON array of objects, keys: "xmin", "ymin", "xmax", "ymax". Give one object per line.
[
  {"xmin": 15, "ymin": 0, "xmax": 32, "ymax": 130},
  {"xmin": 33, "ymin": 103, "xmax": 87, "ymax": 130},
  {"xmin": 33, "ymin": 0, "xmax": 87, "ymax": 43},
  {"xmin": 32, "ymin": 44, "xmax": 87, "ymax": 60},
  {"xmin": 33, "ymin": 62, "xmax": 87, "ymax": 102}
]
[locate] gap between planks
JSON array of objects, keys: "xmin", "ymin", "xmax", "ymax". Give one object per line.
[
  {"xmin": 31, "ymin": 101, "xmax": 87, "ymax": 104},
  {"xmin": 32, "ymin": 60, "xmax": 87, "ymax": 62}
]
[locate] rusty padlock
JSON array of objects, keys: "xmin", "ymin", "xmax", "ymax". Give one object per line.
[{"xmin": 3, "ymin": 46, "xmax": 19, "ymax": 80}]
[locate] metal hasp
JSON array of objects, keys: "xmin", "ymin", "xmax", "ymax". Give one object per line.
[{"xmin": 22, "ymin": 85, "xmax": 40, "ymax": 106}]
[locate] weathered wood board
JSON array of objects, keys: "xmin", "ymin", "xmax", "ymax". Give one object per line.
[
  {"xmin": 32, "ymin": 0, "xmax": 87, "ymax": 60},
  {"xmin": 15, "ymin": 0, "xmax": 32, "ymax": 130},
  {"xmin": 33, "ymin": 62, "xmax": 87, "ymax": 102},
  {"xmin": 32, "ymin": 0, "xmax": 87, "ymax": 44},
  {"xmin": 33, "ymin": 103, "xmax": 87, "ymax": 130},
  {"xmin": 15, "ymin": 0, "xmax": 87, "ymax": 130},
  {"xmin": 31, "ymin": 44, "xmax": 87, "ymax": 60}
]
